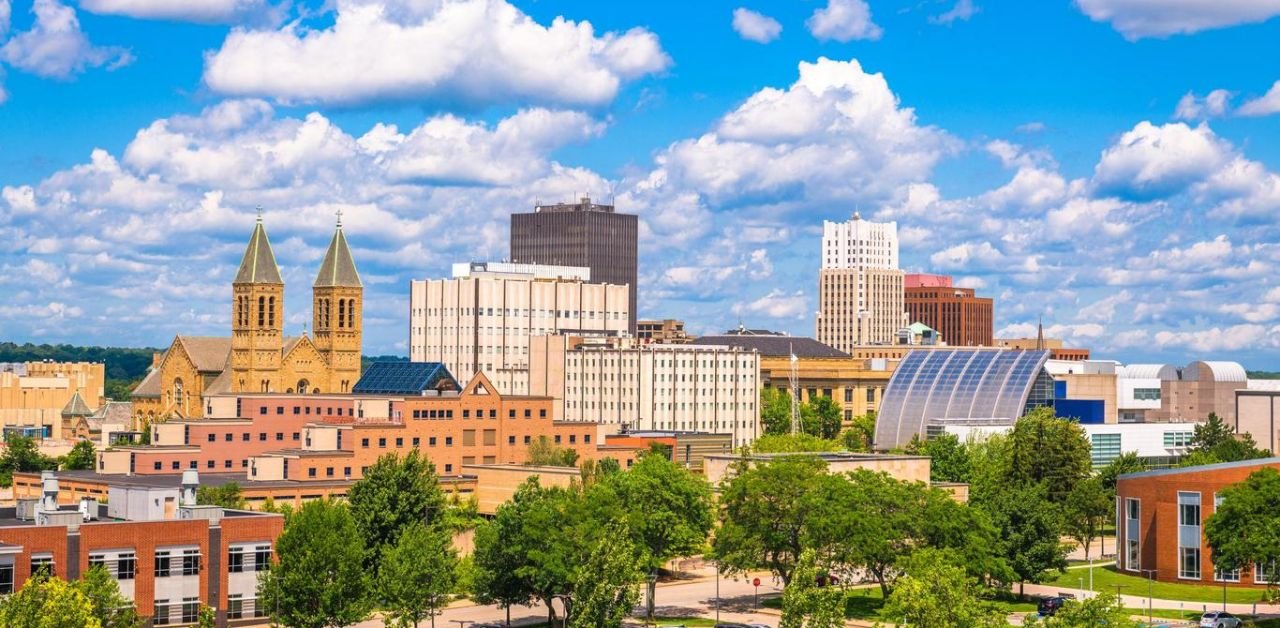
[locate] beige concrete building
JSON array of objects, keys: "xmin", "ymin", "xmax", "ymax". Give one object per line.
[
  {"xmin": 817, "ymin": 268, "xmax": 905, "ymax": 350},
  {"xmin": 637, "ymin": 319, "xmax": 692, "ymax": 344},
  {"xmin": 0, "ymin": 361, "xmax": 105, "ymax": 437},
  {"xmin": 703, "ymin": 452, "xmax": 943, "ymax": 494},
  {"xmin": 817, "ymin": 213, "xmax": 905, "ymax": 349},
  {"xmin": 529, "ymin": 335, "xmax": 761, "ymax": 446},
  {"xmin": 409, "ymin": 263, "xmax": 630, "ymax": 395},
  {"xmin": 1237, "ymin": 389, "xmax": 1280, "ymax": 453}
]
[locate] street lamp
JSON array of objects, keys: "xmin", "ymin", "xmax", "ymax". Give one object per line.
[
  {"xmin": 714, "ymin": 560, "xmax": 721, "ymax": 624},
  {"xmin": 1142, "ymin": 569, "xmax": 1156, "ymax": 625}
]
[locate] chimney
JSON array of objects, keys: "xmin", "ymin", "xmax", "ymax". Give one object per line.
[
  {"xmin": 41, "ymin": 472, "xmax": 59, "ymax": 511},
  {"xmin": 151, "ymin": 352, "xmax": 163, "ymax": 369},
  {"xmin": 181, "ymin": 470, "xmax": 199, "ymax": 507}
]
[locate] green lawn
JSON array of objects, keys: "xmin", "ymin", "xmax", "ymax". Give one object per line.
[{"xmin": 1044, "ymin": 566, "xmax": 1268, "ymax": 604}]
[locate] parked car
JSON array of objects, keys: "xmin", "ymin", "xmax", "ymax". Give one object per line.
[
  {"xmin": 1036, "ymin": 596, "xmax": 1067, "ymax": 617},
  {"xmin": 1200, "ymin": 611, "xmax": 1243, "ymax": 628},
  {"xmin": 714, "ymin": 623, "xmax": 770, "ymax": 628}
]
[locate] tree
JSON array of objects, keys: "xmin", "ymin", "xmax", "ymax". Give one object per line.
[
  {"xmin": 1064, "ymin": 476, "xmax": 1111, "ymax": 560},
  {"xmin": 80, "ymin": 565, "xmax": 139, "ymax": 627},
  {"xmin": 61, "ymin": 440, "xmax": 96, "ymax": 471},
  {"xmin": 977, "ymin": 482, "xmax": 1068, "ymax": 595},
  {"xmin": 713, "ymin": 455, "xmax": 836, "ymax": 586},
  {"xmin": 259, "ymin": 499, "xmax": 372, "ymax": 628},
  {"xmin": 0, "ymin": 574, "xmax": 101, "ymax": 627},
  {"xmin": 1181, "ymin": 413, "xmax": 1269, "ymax": 465},
  {"xmin": 839, "ymin": 411, "xmax": 876, "ymax": 452},
  {"xmin": 379, "ymin": 522, "xmax": 458, "ymax": 628},
  {"xmin": 746, "ymin": 433, "xmax": 839, "ymax": 454},
  {"xmin": 760, "ymin": 387, "xmax": 794, "ymax": 435},
  {"xmin": 472, "ymin": 479, "xmax": 584, "ymax": 626},
  {"xmin": 0, "ymin": 435, "xmax": 59, "ymax": 487},
  {"xmin": 881, "ymin": 549, "xmax": 1006, "ymax": 628},
  {"xmin": 196, "ymin": 482, "xmax": 246, "ymax": 510},
  {"xmin": 1024, "ymin": 592, "xmax": 1140, "ymax": 627},
  {"xmin": 525, "ymin": 436, "xmax": 580, "ymax": 467},
  {"xmin": 569, "ymin": 522, "xmax": 645, "ymax": 628},
  {"xmin": 1097, "ymin": 451, "xmax": 1145, "ymax": 493},
  {"xmin": 779, "ymin": 549, "xmax": 844, "ymax": 628},
  {"xmin": 590, "ymin": 453, "xmax": 713, "ymax": 616},
  {"xmin": 904, "ymin": 432, "xmax": 972, "ymax": 483},
  {"xmin": 347, "ymin": 451, "xmax": 447, "ymax": 572},
  {"xmin": 801, "ymin": 396, "xmax": 842, "ymax": 440},
  {"xmin": 1205, "ymin": 467, "xmax": 1280, "ymax": 591},
  {"xmin": 1005, "ymin": 408, "xmax": 1092, "ymax": 503}
]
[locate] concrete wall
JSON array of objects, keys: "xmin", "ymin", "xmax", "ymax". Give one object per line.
[{"xmin": 1237, "ymin": 391, "xmax": 1280, "ymax": 453}]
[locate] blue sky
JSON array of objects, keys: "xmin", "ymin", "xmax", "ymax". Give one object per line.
[{"xmin": 1, "ymin": 0, "xmax": 1279, "ymax": 368}]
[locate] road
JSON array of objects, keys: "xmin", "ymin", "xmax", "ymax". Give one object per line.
[{"xmin": 354, "ymin": 571, "xmax": 788, "ymax": 627}]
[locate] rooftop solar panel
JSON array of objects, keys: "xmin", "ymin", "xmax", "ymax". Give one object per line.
[{"xmin": 352, "ymin": 362, "xmax": 460, "ymax": 395}]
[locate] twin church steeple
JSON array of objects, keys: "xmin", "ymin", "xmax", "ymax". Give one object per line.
[{"xmin": 230, "ymin": 212, "xmax": 363, "ymax": 394}]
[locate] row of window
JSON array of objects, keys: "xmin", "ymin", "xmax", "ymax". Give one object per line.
[
  {"xmin": 1124, "ymin": 493, "xmax": 1271, "ymax": 582},
  {"xmin": 409, "ymin": 408, "xmax": 548, "ymax": 420},
  {"xmin": 207, "ymin": 431, "xmax": 302, "ymax": 443},
  {"xmin": 357, "ymin": 432, "xmax": 590, "ymax": 449}
]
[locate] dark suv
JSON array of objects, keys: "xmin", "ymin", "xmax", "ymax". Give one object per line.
[{"xmin": 1037, "ymin": 596, "xmax": 1067, "ymax": 616}]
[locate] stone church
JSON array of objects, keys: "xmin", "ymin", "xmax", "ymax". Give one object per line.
[{"xmin": 132, "ymin": 216, "xmax": 363, "ymax": 421}]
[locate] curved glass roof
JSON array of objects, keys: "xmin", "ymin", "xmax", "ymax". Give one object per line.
[{"xmin": 875, "ymin": 349, "xmax": 1052, "ymax": 450}]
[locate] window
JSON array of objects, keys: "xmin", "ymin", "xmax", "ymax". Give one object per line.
[
  {"xmin": 1178, "ymin": 492, "xmax": 1201, "ymax": 579},
  {"xmin": 1257, "ymin": 560, "xmax": 1278, "ymax": 585},
  {"xmin": 429, "ymin": 437, "xmax": 437, "ymax": 446},
  {"xmin": 1091, "ymin": 433, "xmax": 1121, "ymax": 468},
  {"xmin": 154, "ymin": 551, "xmax": 172, "ymax": 578},
  {"xmin": 463, "ymin": 409, "xmax": 470, "ymax": 419},
  {"xmin": 1124, "ymin": 498, "xmax": 1140, "ymax": 572},
  {"xmin": 445, "ymin": 437, "xmax": 453, "ymax": 446},
  {"xmin": 0, "ymin": 562, "xmax": 12, "ymax": 595},
  {"xmin": 225, "ymin": 460, "xmax": 232, "ymax": 469},
  {"xmin": 229, "ymin": 547, "xmax": 245, "ymax": 573},
  {"xmin": 207, "ymin": 434, "xmax": 216, "ymax": 443},
  {"xmin": 540, "ymin": 409, "xmax": 547, "ymax": 418},
  {"xmin": 207, "ymin": 460, "xmax": 215, "ymax": 469},
  {"xmin": 171, "ymin": 461, "xmax": 180, "ymax": 470},
  {"xmin": 154, "ymin": 461, "xmax": 162, "ymax": 471},
  {"xmin": 1163, "ymin": 431, "xmax": 1193, "ymax": 448},
  {"xmin": 844, "ymin": 388, "xmax": 853, "ymax": 403},
  {"xmin": 378, "ymin": 438, "xmax": 387, "ymax": 448},
  {"xmin": 463, "ymin": 430, "xmax": 476, "ymax": 446},
  {"xmin": 509, "ymin": 409, "xmax": 516, "ymax": 418},
  {"xmin": 182, "ymin": 549, "xmax": 200, "ymax": 576},
  {"xmin": 260, "ymin": 432, "xmax": 267, "ymax": 441},
  {"xmin": 228, "ymin": 594, "xmax": 245, "ymax": 620},
  {"xmin": 1134, "ymin": 387, "xmax": 1161, "ymax": 401},
  {"xmin": 508, "ymin": 436, "xmax": 516, "ymax": 445},
  {"xmin": 395, "ymin": 437, "xmax": 404, "ymax": 448},
  {"xmin": 154, "ymin": 600, "xmax": 173, "ymax": 626},
  {"xmin": 362, "ymin": 438, "xmax": 369, "ymax": 447},
  {"xmin": 242, "ymin": 433, "xmax": 250, "ymax": 442},
  {"xmin": 182, "ymin": 598, "xmax": 200, "ymax": 623},
  {"xmin": 412, "ymin": 437, "xmax": 420, "ymax": 447},
  {"xmin": 524, "ymin": 435, "xmax": 531, "ymax": 444},
  {"xmin": 255, "ymin": 545, "xmax": 272, "ymax": 571},
  {"xmin": 867, "ymin": 388, "xmax": 876, "ymax": 403},
  {"xmin": 444, "ymin": 464, "xmax": 452, "ymax": 473},
  {"xmin": 276, "ymin": 432, "xmax": 284, "ymax": 441},
  {"xmin": 308, "ymin": 468, "xmax": 317, "ymax": 478}
]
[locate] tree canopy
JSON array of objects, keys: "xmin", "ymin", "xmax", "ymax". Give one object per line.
[
  {"xmin": 378, "ymin": 522, "xmax": 457, "ymax": 628},
  {"xmin": 61, "ymin": 440, "xmax": 97, "ymax": 471},
  {"xmin": 1205, "ymin": 467, "xmax": 1280, "ymax": 588},
  {"xmin": 346, "ymin": 450, "xmax": 447, "ymax": 573},
  {"xmin": 259, "ymin": 499, "xmax": 371, "ymax": 628},
  {"xmin": 881, "ymin": 549, "xmax": 1006, "ymax": 628},
  {"xmin": 0, "ymin": 435, "xmax": 59, "ymax": 487},
  {"xmin": 1180, "ymin": 413, "xmax": 1270, "ymax": 466},
  {"xmin": 525, "ymin": 436, "xmax": 580, "ymax": 467},
  {"xmin": 904, "ymin": 432, "xmax": 972, "ymax": 483},
  {"xmin": 195, "ymin": 482, "xmax": 246, "ymax": 510}
]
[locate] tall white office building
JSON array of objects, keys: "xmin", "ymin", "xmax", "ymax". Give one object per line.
[{"xmin": 817, "ymin": 213, "xmax": 905, "ymax": 349}]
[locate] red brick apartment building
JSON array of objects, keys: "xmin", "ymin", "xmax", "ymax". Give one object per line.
[
  {"xmin": 904, "ymin": 274, "xmax": 994, "ymax": 347},
  {"xmin": 1116, "ymin": 458, "xmax": 1280, "ymax": 586},
  {"xmin": 2, "ymin": 471, "xmax": 282, "ymax": 626}
]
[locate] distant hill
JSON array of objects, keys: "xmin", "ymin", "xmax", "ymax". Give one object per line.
[
  {"xmin": 0, "ymin": 342, "xmax": 408, "ymax": 401},
  {"xmin": 1249, "ymin": 371, "xmax": 1280, "ymax": 380}
]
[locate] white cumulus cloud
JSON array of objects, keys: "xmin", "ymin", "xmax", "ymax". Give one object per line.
[
  {"xmin": 1173, "ymin": 89, "xmax": 1232, "ymax": 120},
  {"xmin": 0, "ymin": 0, "xmax": 131, "ymax": 79},
  {"xmin": 807, "ymin": 0, "xmax": 882, "ymax": 41},
  {"xmin": 79, "ymin": 0, "xmax": 281, "ymax": 24},
  {"xmin": 1075, "ymin": 0, "xmax": 1280, "ymax": 39},
  {"xmin": 1237, "ymin": 80, "xmax": 1280, "ymax": 117},
  {"xmin": 732, "ymin": 7, "xmax": 782, "ymax": 43},
  {"xmin": 734, "ymin": 289, "xmax": 807, "ymax": 319},
  {"xmin": 931, "ymin": 0, "xmax": 978, "ymax": 25},
  {"xmin": 202, "ymin": 0, "xmax": 670, "ymax": 108},
  {"xmin": 1092, "ymin": 121, "xmax": 1232, "ymax": 200}
]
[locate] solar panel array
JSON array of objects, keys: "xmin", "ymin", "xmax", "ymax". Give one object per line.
[
  {"xmin": 352, "ymin": 362, "xmax": 459, "ymax": 395},
  {"xmin": 874, "ymin": 349, "xmax": 1052, "ymax": 449}
]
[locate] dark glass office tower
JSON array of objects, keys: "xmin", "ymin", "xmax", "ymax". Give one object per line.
[{"xmin": 510, "ymin": 197, "xmax": 638, "ymax": 333}]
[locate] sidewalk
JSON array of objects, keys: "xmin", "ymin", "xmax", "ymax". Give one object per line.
[{"xmin": 1019, "ymin": 581, "xmax": 1280, "ymax": 619}]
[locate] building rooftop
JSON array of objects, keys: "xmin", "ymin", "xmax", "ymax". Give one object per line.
[
  {"xmin": 690, "ymin": 334, "xmax": 849, "ymax": 359},
  {"xmin": 531, "ymin": 196, "xmax": 615, "ymax": 214},
  {"xmin": 353, "ymin": 362, "xmax": 459, "ymax": 396},
  {"xmin": 1118, "ymin": 457, "xmax": 1280, "ymax": 481}
]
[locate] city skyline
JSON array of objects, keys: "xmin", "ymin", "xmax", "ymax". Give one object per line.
[{"xmin": 1, "ymin": 0, "xmax": 1279, "ymax": 367}]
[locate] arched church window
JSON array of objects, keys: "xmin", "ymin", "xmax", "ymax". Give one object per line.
[
  {"xmin": 296, "ymin": 379, "xmax": 309, "ymax": 394},
  {"xmin": 338, "ymin": 300, "xmax": 346, "ymax": 329},
  {"xmin": 268, "ymin": 297, "xmax": 276, "ymax": 327},
  {"xmin": 173, "ymin": 379, "xmax": 185, "ymax": 407},
  {"xmin": 258, "ymin": 297, "xmax": 265, "ymax": 326}
]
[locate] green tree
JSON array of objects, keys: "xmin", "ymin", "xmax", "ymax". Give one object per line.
[
  {"xmin": 589, "ymin": 453, "xmax": 713, "ymax": 616},
  {"xmin": 472, "ymin": 479, "xmax": 584, "ymax": 626},
  {"xmin": 746, "ymin": 433, "xmax": 840, "ymax": 454},
  {"xmin": 378, "ymin": 522, "xmax": 458, "ymax": 628},
  {"xmin": 195, "ymin": 482, "xmax": 246, "ymax": 509},
  {"xmin": 1064, "ymin": 476, "xmax": 1110, "ymax": 560},
  {"xmin": 0, "ymin": 574, "xmax": 102, "ymax": 627},
  {"xmin": 1023, "ymin": 592, "xmax": 1139, "ymax": 627},
  {"xmin": 1005, "ymin": 407, "xmax": 1092, "ymax": 503},
  {"xmin": 839, "ymin": 411, "xmax": 876, "ymax": 452},
  {"xmin": 61, "ymin": 440, "xmax": 96, "ymax": 471},
  {"xmin": 1097, "ymin": 451, "xmax": 1145, "ymax": 493},
  {"xmin": 259, "ymin": 499, "xmax": 372, "ymax": 628},
  {"xmin": 1205, "ymin": 467, "xmax": 1280, "ymax": 591},
  {"xmin": 881, "ymin": 549, "xmax": 1006, "ymax": 628},
  {"xmin": 197, "ymin": 605, "xmax": 216, "ymax": 628},
  {"xmin": 713, "ymin": 455, "xmax": 836, "ymax": 586},
  {"xmin": 977, "ymin": 482, "xmax": 1068, "ymax": 595},
  {"xmin": 1181, "ymin": 413, "xmax": 1269, "ymax": 465},
  {"xmin": 569, "ymin": 522, "xmax": 645, "ymax": 628},
  {"xmin": 779, "ymin": 549, "xmax": 844, "ymax": 628},
  {"xmin": 904, "ymin": 432, "xmax": 972, "ymax": 483},
  {"xmin": 760, "ymin": 387, "xmax": 795, "ymax": 435},
  {"xmin": 80, "ymin": 565, "xmax": 139, "ymax": 627},
  {"xmin": 0, "ymin": 435, "xmax": 59, "ymax": 487},
  {"xmin": 525, "ymin": 436, "xmax": 580, "ymax": 467},
  {"xmin": 347, "ymin": 450, "xmax": 447, "ymax": 572},
  {"xmin": 801, "ymin": 396, "xmax": 842, "ymax": 440}
]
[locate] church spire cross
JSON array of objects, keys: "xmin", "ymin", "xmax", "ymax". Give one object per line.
[
  {"xmin": 256, "ymin": 205, "xmax": 263, "ymax": 222},
  {"xmin": 336, "ymin": 208, "xmax": 343, "ymax": 229}
]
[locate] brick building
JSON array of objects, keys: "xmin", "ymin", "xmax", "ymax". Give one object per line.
[
  {"xmin": 904, "ymin": 274, "xmax": 994, "ymax": 347},
  {"xmin": 2, "ymin": 471, "xmax": 282, "ymax": 626},
  {"xmin": 1116, "ymin": 458, "xmax": 1280, "ymax": 587}
]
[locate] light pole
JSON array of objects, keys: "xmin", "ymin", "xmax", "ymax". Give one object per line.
[
  {"xmin": 715, "ymin": 561, "xmax": 721, "ymax": 624},
  {"xmin": 1078, "ymin": 577, "xmax": 1084, "ymax": 599},
  {"xmin": 1142, "ymin": 569, "xmax": 1156, "ymax": 625}
]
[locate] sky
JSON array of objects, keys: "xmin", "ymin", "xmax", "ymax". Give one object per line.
[{"xmin": 0, "ymin": 0, "xmax": 1279, "ymax": 368}]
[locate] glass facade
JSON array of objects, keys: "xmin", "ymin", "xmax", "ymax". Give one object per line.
[
  {"xmin": 1124, "ymin": 498, "xmax": 1140, "ymax": 572},
  {"xmin": 352, "ymin": 362, "xmax": 459, "ymax": 395},
  {"xmin": 1178, "ymin": 491, "xmax": 1201, "ymax": 580},
  {"xmin": 875, "ymin": 349, "xmax": 1053, "ymax": 449},
  {"xmin": 1092, "ymin": 433, "xmax": 1122, "ymax": 467}
]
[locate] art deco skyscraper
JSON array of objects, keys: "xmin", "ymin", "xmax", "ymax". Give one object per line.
[{"xmin": 816, "ymin": 213, "xmax": 905, "ymax": 350}]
